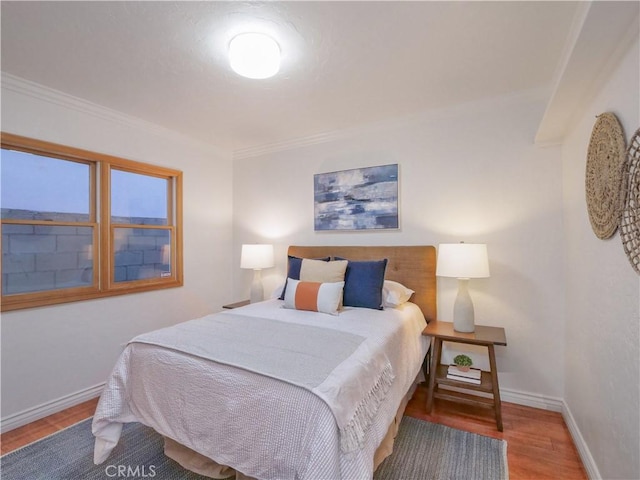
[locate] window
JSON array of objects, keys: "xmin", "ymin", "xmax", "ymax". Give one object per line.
[{"xmin": 1, "ymin": 133, "xmax": 183, "ymax": 311}]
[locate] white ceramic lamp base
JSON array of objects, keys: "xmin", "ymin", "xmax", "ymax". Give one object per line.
[
  {"xmin": 249, "ymin": 269, "xmax": 264, "ymax": 303},
  {"xmin": 453, "ymin": 278, "xmax": 475, "ymax": 333}
]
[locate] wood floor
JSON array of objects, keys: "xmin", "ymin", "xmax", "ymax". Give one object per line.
[{"xmin": 1, "ymin": 385, "xmax": 587, "ymax": 479}]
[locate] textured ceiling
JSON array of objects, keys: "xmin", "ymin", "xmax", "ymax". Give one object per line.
[{"xmin": 1, "ymin": 1, "xmax": 580, "ymax": 152}]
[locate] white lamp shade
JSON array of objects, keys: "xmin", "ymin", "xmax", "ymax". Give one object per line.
[
  {"xmin": 436, "ymin": 243, "xmax": 490, "ymax": 279},
  {"xmin": 229, "ymin": 33, "xmax": 280, "ymax": 79},
  {"xmin": 241, "ymin": 244, "xmax": 274, "ymax": 270}
]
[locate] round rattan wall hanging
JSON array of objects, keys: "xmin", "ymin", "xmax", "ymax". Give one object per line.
[
  {"xmin": 620, "ymin": 128, "xmax": 640, "ymax": 274},
  {"xmin": 585, "ymin": 112, "xmax": 626, "ymax": 239}
]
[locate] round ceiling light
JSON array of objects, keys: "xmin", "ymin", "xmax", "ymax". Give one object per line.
[{"xmin": 229, "ymin": 32, "xmax": 281, "ymax": 79}]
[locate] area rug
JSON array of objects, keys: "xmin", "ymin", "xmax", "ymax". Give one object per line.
[
  {"xmin": 374, "ymin": 416, "xmax": 508, "ymax": 480},
  {"xmin": 1, "ymin": 416, "xmax": 508, "ymax": 479}
]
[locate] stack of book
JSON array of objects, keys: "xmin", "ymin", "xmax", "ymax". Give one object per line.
[{"xmin": 446, "ymin": 365, "xmax": 482, "ymax": 384}]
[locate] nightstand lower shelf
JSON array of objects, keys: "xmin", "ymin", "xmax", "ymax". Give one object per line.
[
  {"xmin": 435, "ymin": 364, "xmax": 493, "ymax": 390},
  {"xmin": 432, "ymin": 389, "xmax": 496, "ymax": 409},
  {"xmin": 433, "ymin": 365, "xmax": 496, "ymax": 409}
]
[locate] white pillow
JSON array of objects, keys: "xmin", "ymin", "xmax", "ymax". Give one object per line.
[
  {"xmin": 382, "ymin": 280, "xmax": 414, "ymax": 307},
  {"xmin": 283, "ymin": 278, "xmax": 344, "ymax": 315}
]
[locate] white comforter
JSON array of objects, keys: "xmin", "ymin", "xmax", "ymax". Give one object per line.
[{"xmin": 92, "ymin": 300, "xmax": 429, "ymax": 480}]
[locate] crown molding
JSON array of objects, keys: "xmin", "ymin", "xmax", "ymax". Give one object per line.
[
  {"xmin": 1, "ymin": 73, "xmax": 228, "ymax": 156},
  {"xmin": 2, "ymin": 72, "xmax": 166, "ymax": 135},
  {"xmin": 1, "ymin": 72, "xmax": 546, "ymax": 161},
  {"xmin": 234, "ymin": 87, "xmax": 547, "ymax": 160},
  {"xmin": 232, "ymin": 129, "xmax": 351, "ymax": 160}
]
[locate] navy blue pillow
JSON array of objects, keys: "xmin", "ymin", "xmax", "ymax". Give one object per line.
[
  {"xmin": 279, "ymin": 255, "xmax": 331, "ymax": 300},
  {"xmin": 337, "ymin": 258, "xmax": 388, "ymax": 310}
]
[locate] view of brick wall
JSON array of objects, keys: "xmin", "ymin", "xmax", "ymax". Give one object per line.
[
  {"xmin": 113, "ymin": 224, "xmax": 171, "ymax": 283},
  {"xmin": 2, "ymin": 209, "xmax": 170, "ymax": 295}
]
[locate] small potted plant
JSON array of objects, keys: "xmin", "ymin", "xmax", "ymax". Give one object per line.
[{"xmin": 453, "ymin": 354, "xmax": 473, "ymax": 372}]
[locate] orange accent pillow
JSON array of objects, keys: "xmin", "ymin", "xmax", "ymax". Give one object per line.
[{"xmin": 283, "ymin": 278, "xmax": 344, "ymax": 315}]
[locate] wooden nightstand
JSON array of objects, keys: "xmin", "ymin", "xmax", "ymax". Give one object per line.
[
  {"xmin": 423, "ymin": 321, "xmax": 507, "ymax": 431},
  {"xmin": 222, "ymin": 300, "xmax": 250, "ymax": 309}
]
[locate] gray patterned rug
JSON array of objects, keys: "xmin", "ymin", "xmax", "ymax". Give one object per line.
[{"xmin": 1, "ymin": 416, "xmax": 507, "ymax": 479}]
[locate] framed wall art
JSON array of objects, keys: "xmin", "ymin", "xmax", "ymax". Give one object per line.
[{"xmin": 314, "ymin": 164, "xmax": 399, "ymax": 231}]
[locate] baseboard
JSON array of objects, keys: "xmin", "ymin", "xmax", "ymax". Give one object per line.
[
  {"xmin": 0, "ymin": 382, "xmax": 105, "ymax": 433},
  {"xmin": 500, "ymin": 387, "xmax": 564, "ymax": 412},
  {"xmin": 439, "ymin": 384, "xmax": 564, "ymax": 412},
  {"xmin": 562, "ymin": 400, "xmax": 601, "ymax": 480}
]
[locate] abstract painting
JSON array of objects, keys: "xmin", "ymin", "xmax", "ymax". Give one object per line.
[{"xmin": 314, "ymin": 164, "xmax": 399, "ymax": 231}]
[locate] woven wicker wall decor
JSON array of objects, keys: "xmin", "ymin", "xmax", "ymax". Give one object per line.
[
  {"xmin": 585, "ymin": 112, "xmax": 627, "ymax": 239},
  {"xmin": 620, "ymin": 128, "xmax": 640, "ymax": 274}
]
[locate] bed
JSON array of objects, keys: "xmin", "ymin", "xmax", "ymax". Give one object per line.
[{"xmin": 92, "ymin": 245, "xmax": 437, "ymax": 480}]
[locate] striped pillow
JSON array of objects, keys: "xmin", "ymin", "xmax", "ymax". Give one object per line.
[{"xmin": 283, "ymin": 278, "xmax": 344, "ymax": 315}]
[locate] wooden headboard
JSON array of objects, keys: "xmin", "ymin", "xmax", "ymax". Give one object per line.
[{"xmin": 287, "ymin": 245, "xmax": 437, "ymax": 322}]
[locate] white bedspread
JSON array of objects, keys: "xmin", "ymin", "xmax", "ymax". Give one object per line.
[
  {"xmin": 92, "ymin": 300, "xmax": 429, "ymax": 480},
  {"xmin": 131, "ymin": 313, "xmax": 393, "ymax": 453}
]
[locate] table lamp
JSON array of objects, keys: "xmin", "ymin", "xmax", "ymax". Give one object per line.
[
  {"xmin": 241, "ymin": 244, "xmax": 274, "ymax": 303},
  {"xmin": 436, "ymin": 242, "xmax": 490, "ymax": 333}
]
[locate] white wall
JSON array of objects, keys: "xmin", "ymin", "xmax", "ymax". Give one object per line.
[
  {"xmin": 233, "ymin": 91, "xmax": 566, "ymax": 402},
  {"xmin": 561, "ymin": 39, "xmax": 639, "ymax": 480},
  {"xmin": 0, "ymin": 80, "xmax": 234, "ymax": 423}
]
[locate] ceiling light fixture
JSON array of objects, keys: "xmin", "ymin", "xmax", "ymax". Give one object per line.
[{"xmin": 229, "ymin": 32, "xmax": 280, "ymax": 79}]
